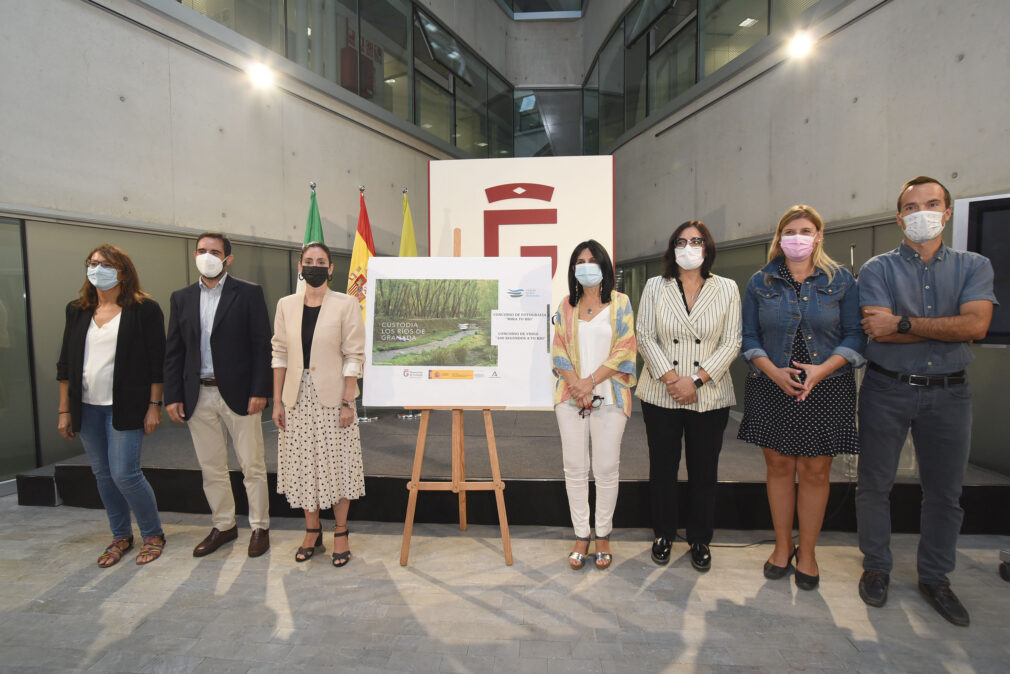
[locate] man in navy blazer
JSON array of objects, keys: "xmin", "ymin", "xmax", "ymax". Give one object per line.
[{"xmin": 164, "ymin": 232, "xmax": 272, "ymax": 558}]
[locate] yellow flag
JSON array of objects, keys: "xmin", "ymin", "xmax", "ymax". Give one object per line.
[
  {"xmin": 399, "ymin": 191, "xmax": 418, "ymax": 257},
  {"xmin": 347, "ymin": 191, "xmax": 375, "ymax": 321}
]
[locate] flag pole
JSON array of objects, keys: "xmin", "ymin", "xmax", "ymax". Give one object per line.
[
  {"xmin": 356, "ymin": 183, "xmax": 376, "ymax": 424},
  {"xmin": 397, "ymin": 184, "xmax": 421, "ymax": 421}
]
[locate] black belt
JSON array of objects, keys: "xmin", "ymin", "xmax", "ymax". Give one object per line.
[
  {"xmin": 867, "ymin": 362, "xmax": 965, "ymax": 387},
  {"xmin": 199, "ymin": 378, "xmax": 218, "ymax": 387}
]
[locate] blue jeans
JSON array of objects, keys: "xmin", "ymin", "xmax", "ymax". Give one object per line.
[
  {"xmin": 855, "ymin": 368, "xmax": 972, "ymax": 584},
  {"xmin": 78, "ymin": 404, "xmax": 163, "ymax": 539}
]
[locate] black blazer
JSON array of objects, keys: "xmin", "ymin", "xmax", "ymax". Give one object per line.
[
  {"xmin": 57, "ymin": 299, "xmax": 166, "ymax": 432},
  {"xmin": 163, "ymin": 276, "xmax": 272, "ymax": 418}
]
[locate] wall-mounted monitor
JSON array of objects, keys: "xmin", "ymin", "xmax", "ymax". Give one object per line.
[{"xmin": 953, "ymin": 192, "xmax": 1009, "ymax": 345}]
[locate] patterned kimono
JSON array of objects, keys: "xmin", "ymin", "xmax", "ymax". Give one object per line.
[{"xmin": 552, "ymin": 290, "xmax": 638, "ymax": 416}]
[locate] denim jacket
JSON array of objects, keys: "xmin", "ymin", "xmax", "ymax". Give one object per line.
[{"xmin": 741, "ymin": 258, "xmax": 865, "ymax": 376}]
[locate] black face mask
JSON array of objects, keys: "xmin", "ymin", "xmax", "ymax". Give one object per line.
[{"xmin": 301, "ymin": 265, "xmax": 330, "ymax": 288}]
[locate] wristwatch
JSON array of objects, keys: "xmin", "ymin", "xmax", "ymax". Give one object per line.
[
  {"xmin": 340, "ymin": 399, "xmax": 356, "ymax": 409},
  {"xmin": 691, "ymin": 374, "xmax": 704, "ymax": 388},
  {"xmin": 897, "ymin": 316, "xmax": 911, "ymax": 334}
]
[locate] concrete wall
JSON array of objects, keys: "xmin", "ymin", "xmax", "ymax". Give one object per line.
[
  {"xmin": 612, "ymin": 0, "xmax": 1010, "ymax": 260},
  {"xmin": 0, "ymin": 0, "xmax": 451, "ymax": 256}
]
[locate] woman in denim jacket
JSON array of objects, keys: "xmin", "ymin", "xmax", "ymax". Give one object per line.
[{"xmin": 738, "ymin": 205, "xmax": 865, "ymax": 591}]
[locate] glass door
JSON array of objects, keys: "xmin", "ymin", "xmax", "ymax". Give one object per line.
[{"xmin": 0, "ymin": 219, "xmax": 38, "ymax": 479}]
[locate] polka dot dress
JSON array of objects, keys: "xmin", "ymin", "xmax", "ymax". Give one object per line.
[
  {"xmin": 277, "ymin": 370, "xmax": 366, "ymax": 511},
  {"xmin": 737, "ymin": 262, "xmax": 860, "ymax": 457}
]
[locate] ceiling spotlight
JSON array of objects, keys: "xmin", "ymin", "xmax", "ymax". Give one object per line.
[
  {"xmin": 247, "ymin": 62, "xmax": 275, "ymax": 87},
  {"xmin": 498, "ymin": 150, "xmax": 509, "ymax": 155},
  {"xmin": 422, "ymin": 123, "xmax": 433, "ymax": 129},
  {"xmin": 385, "ymin": 78, "xmax": 396, "ymax": 84},
  {"xmin": 788, "ymin": 31, "xmax": 814, "ymax": 58},
  {"xmin": 739, "ymin": 18, "xmax": 758, "ymax": 28},
  {"xmin": 476, "ymin": 141, "xmax": 488, "ymax": 147}
]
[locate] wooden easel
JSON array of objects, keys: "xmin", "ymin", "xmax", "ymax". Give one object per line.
[
  {"xmin": 398, "ymin": 227, "xmax": 513, "ymax": 566},
  {"xmin": 399, "ymin": 407, "xmax": 512, "ymax": 566}
]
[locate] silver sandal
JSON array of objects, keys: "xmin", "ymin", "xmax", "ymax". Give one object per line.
[
  {"xmin": 595, "ymin": 533, "xmax": 613, "ymax": 569},
  {"xmin": 568, "ymin": 535, "xmax": 592, "ymax": 570}
]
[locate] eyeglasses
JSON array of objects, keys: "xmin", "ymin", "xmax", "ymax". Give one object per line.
[
  {"xmin": 674, "ymin": 238, "xmax": 706, "ymax": 249},
  {"xmin": 85, "ymin": 259, "xmax": 119, "ymax": 270},
  {"xmin": 579, "ymin": 395, "xmax": 604, "ymax": 418}
]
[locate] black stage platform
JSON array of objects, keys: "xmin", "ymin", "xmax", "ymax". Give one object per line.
[{"xmin": 16, "ymin": 405, "xmax": 1010, "ymax": 534}]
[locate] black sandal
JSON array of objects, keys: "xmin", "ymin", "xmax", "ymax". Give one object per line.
[
  {"xmin": 332, "ymin": 524, "xmax": 351, "ymax": 568},
  {"xmin": 295, "ymin": 528, "xmax": 324, "ymax": 563}
]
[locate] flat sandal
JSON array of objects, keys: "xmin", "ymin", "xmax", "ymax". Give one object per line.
[
  {"xmin": 594, "ymin": 533, "xmax": 613, "ymax": 570},
  {"xmin": 136, "ymin": 534, "xmax": 166, "ymax": 565},
  {"xmin": 332, "ymin": 524, "xmax": 351, "ymax": 568},
  {"xmin": 98, "ymin": 536, "xmax": 134, "ymax": 568},
  {"xmin": 569, "ymin": 535, "xmax": 592, "ymax": 570}
]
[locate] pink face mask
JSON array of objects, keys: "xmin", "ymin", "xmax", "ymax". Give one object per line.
[{"xmin": 779, "ymin": 234, "xmax": 817, "ymax": 261}]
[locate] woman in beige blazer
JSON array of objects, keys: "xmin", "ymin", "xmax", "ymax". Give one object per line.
[
  {"xmin": 636, "ymin": 221, "xmax": 742, "ymax": 572},
  {"xmin": 272, "ymin": 242, "xmax": 366, "ymax": 567}
]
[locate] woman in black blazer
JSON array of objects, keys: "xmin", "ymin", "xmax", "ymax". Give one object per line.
[{"xmin": 57, "ymin": 244, "xmax": 167, "ymax": 566}]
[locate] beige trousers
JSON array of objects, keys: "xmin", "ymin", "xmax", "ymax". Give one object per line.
[{"xmin": 187, "ymin": 385, "xmax": 269, "ymax": 530}]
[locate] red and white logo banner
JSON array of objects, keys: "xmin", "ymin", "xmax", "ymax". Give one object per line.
[{"xmin": 429, "ymin": 156, "xmax": 615, "ymax": 307}]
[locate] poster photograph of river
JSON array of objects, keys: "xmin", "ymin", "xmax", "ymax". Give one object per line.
[{"xmin": 372, "ymin": 279, "xmax": 499, "ymax": 367}]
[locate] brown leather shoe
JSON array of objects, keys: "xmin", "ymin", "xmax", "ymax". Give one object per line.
[
  {"xmin": 248, "ymin": 528, "xmax": 270, "ymax": 558},
  {"xmin": 193, "ymin": 526, "xmax": 238, "ymax": 557}
]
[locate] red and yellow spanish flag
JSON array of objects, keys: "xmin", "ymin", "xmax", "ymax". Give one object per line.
[{"xmin": 347, "ymin": 190, "xmax": 375, "ymax": 320}]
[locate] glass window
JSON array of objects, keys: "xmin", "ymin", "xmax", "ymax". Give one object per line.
[
  {"xmin": 648, "ymin": 19, "xmax": 696, "ymax": 112},
  {"xmin": 700, "ymin": 0, "xmax": 768, "ymax": 77},
  {"xmin": 455, "ymin": 47, "xmax": 489, "ymax": 156},
  {"xmin": 488, "ymin": 71, "xmax": 514, "ymax": 157},
  {"xmin": 359, "ymin": 0, "xmax": 410, "ymax": 120},
  {"xmin": 415, "ymin": 9, "xmax": 471, "ymax": 85},
  {"xmin": 0, "ymin": 220, "xmax": 36, "ymax": 479},
  {"xmin": 182, "ymin": 0, "xmax": 285, "ymax": 53},
  {"xmin": 598, "ymin": 28, "xmax": 625, "ymax": 150},
  {"xmin": 582, "ymin": 61, "xmax": 599, "ymax": 155},
  {"xmin": 625, "ymin": 29, "xmax": 648, "ymax": 130},
  {"xmin": 285, "ymin": 0, "xmax": 357, "ymax": 95},
  {"xmin": 515, "ymin": 89, "xmax": 581, "ymax": 156},
  {"xmin": 416, "ymin": 74, "xmax": 453, "ymax": 143},
  {"xmin": 625, "ymin": 0, "xmax": 674, "ymax": 45},
  {"xmin": 771, "ymin": 0, "xmax": 819, "ymax": 32},
  {"xmin": 511, "ymin": 0, "xmax": 583, "ymax": 11}
]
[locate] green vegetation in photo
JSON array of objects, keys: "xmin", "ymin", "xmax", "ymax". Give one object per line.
[{"xmin": 372, "ymin": 279, "xmax": 498, "ymax": 367}]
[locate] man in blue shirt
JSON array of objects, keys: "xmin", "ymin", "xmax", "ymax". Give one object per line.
[{"xmin": 856, "ymin": 176, "xmax": 997, "ymax": 626}]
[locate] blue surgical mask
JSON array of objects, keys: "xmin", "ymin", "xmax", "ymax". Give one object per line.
[
  {"xmin": 87, "ymin": 265, "xmax": 120, "ymax": 291},
  {"xmin": 574, "ymin": 263, "xmax": 603, "ymax": 287}
]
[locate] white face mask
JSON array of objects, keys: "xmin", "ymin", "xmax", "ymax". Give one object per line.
[
  {"xmin": 675, "ymin": 246, "xmax": 704, "ymax": 270},
  {"xmin": 195, "ymin": 252, "xmax": 225, "ymax": 279},
  {"xmin": 901, "ymin": 210, "xmax": 946, "ymax": 244}
]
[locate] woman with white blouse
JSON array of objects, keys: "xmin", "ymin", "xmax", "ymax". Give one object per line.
[
  {"xmin": 636, "ymin": 221, "xmax": 742, "ymax": 572},
  {"xmin": 552, "ymin": 240, "xmax": 638, "ymax": 570},
  {"xmin": 57, "ymin": 244, "xmax": 167, "ymax": 566}
]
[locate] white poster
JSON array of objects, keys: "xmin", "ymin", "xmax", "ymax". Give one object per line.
[
  {"xmin": 428, "ymin": 156, "xmax": 615, "ymax": 309},
  {"xmin": 363, "ymin": 257, "xmax": 553, "ymax": 409}
]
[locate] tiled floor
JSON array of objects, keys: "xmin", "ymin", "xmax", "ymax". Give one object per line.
[{"xmin": 1, "ymin": 495, "xmax": 1008, "ymax": 673}]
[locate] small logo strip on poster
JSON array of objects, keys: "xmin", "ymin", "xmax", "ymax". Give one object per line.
[
  {"xmin": 506, "ymin": 289, "xmax": 524, "ymax": 298},
  {"xmin": 428, "ymin": 370, "xmax": 474, "ymax": 380}
]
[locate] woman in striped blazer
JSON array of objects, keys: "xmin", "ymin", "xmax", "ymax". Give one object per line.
[{"xmin": 636, "ymin": 221, "xmax": 742, "ymax": 572}]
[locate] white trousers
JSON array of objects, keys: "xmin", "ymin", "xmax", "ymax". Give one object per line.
[
  {"xmin": 188, "ymin": 386, "xmax": 270, "ymax": 530},
  {"xmin": 555, "ymin": 402, "xmax": 627, "ymax": 538}
]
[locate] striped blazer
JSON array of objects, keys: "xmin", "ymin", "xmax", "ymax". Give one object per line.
[{"xmin": 635, "ymin": 274, "xmax": 742, "ymax": 412}]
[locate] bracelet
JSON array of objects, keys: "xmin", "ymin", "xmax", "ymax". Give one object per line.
[
  {"xmin": 589, "ymin": 373, "xmax": 596, "ymax": 387},
  {"xmin": 340, "ymin": 400, "xmax": 356, "ymax": 409},
  {"xmin": 149, "ymin": 401, "xmax": 163, "ymax": 407},
  {"xmin": 58, "ymin": 410, "xmax": 70, "ymax": 414}
]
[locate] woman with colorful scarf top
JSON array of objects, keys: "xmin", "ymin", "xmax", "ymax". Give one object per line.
[{"xmin": 552, "ymin": 240, "xmax": 637, "ymax": 570}]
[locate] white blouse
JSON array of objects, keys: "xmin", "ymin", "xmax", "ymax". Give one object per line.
[
  {"xmin": 82, "ymin": 313, "xmax": 120, "ymax": 405},
  {"xmin": 578, "ymin": 310, "xmax": 614, "ymax": 406}
]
